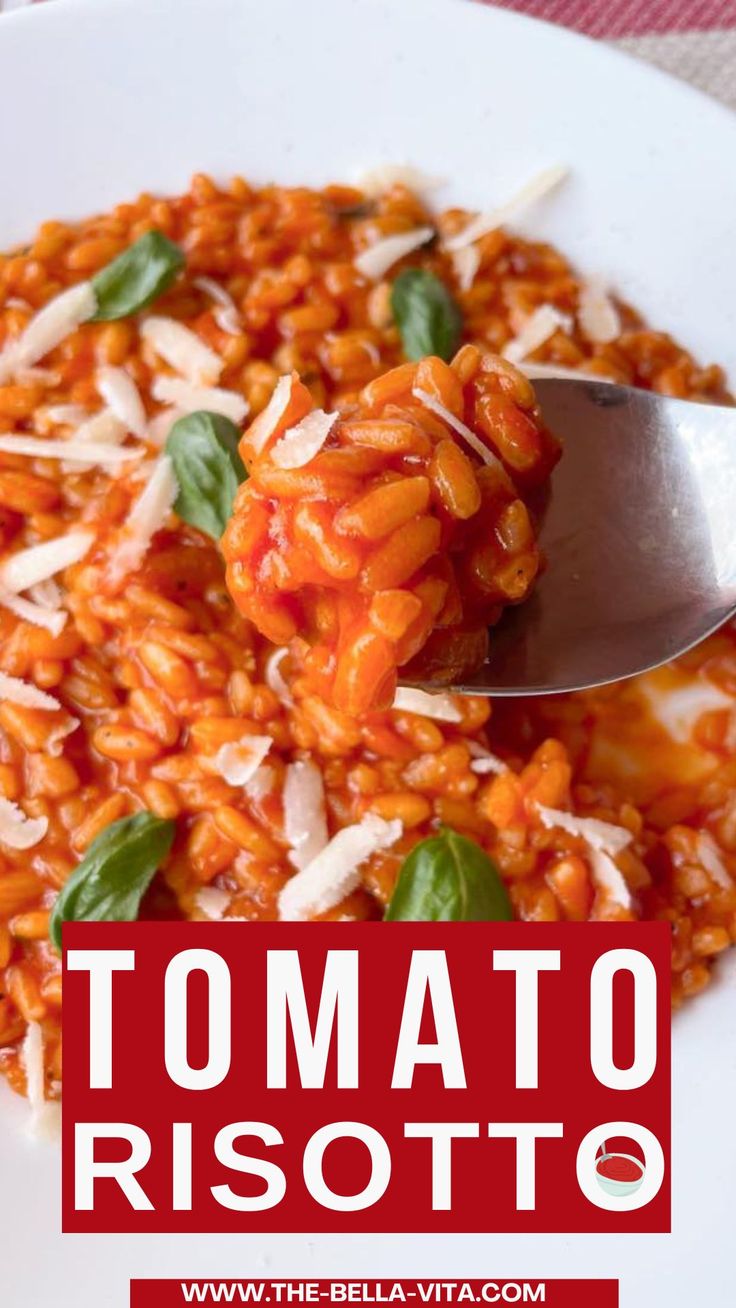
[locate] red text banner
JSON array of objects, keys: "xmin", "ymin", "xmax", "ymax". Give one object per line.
[
  {"xmin": 62, "ymin": 922, "xmax": 670, "ymax": 1233},
  {"xmin": 130, "ymin": 1280, "xmax": 619, "ymax": 1307}
]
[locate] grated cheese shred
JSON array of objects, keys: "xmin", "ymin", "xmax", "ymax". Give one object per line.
[
  {"xmin": 0, "ymin": 433, "xmax": 140, "ymax": 466},
  {"xmin": 264, "ymin": 646, "xmax": 294, "ymax": 707},
  {"xmin": 0, "ymin": 797, "xmax": 48, "ymax": 851},
  {"xmin": 412, "ymin": 386, "xmax": 502, "ymax": 468},
  {"xmin": 0, "ymin": 586, "xmax": 67, "ymax": 636},
  {"xmin": 535, "ymin": 803, "xmax": 633, "ymax": 855},
  {"xmin": 140, "ymin": 316, "xmax": 223, "ymax": 385},
  {"xmin": 212, "ymin": 736, "xmax": 273, "ymax": 787},
  {"xmin": 195, "ymin": 886, "xmax": 232, "ymax": 920},
  {"xmin": 278, "ymin": 813, "xmax": 402, "ymax": 920},
  {"xmin": 587, "ymin": 847, "xmax": 633, "ymax": 911},
  {"xmin": 535, "ymin": 803, "xmax": 633, "ymax": 910},
  {"xmin": 107, "ymin": 456, "xmax": 177, "ymax": 586},
  {"xmin": 0, "ymin": 530, "xmax": 95, "ymax": 593},
  {"xmin": 28, "ymin": 578, "xmax": 63, "ymax": 610},
  {"xmin": 0, "ymin": 671, "xmax": 63, "ymax": 712},
  {"xmin": 283, "ymin": 759, "xmax": 329, "ymax": 871},
  {"xmin": 697, "ymin": 832, "xmax": 733, "ymax": 890},
  {"xmin": 354, "ymin": 226, "xmax": 435, "ymax": 281},
  {"xmin": 503, "ymin": 305, "xmax": 573, "ymax": 364},
  {"xmin": 271, "ymin": 409, "xmax": 337, "ymax": 469},
  {"xmin": 392, "ymin": 687, "xmax": 463, "ymax": 723},
  {"xmin": 577, "ymin": 279, "xmax": 621, "ymax": 344},
  {"xmin": 147, "ymin": 407, "xmax": 182, "ymax": 447},
  {"xmin": 193, "ymin": 276, "xmax": 242, "ymax": 336},
  {"xmin": 451, "ymin": 244, "xmax": 482, "ymax": 293},
  {"xmin": 444, "ymin": 165, "xmax": 567, "ymax": 252},
  {"xmin": 245, "ymin": 373, "xmax": 295, "ymax": 456},
  {"xmin": 0, "ymin": 282, "xmax": 96, "ymax": 383},
  {"xmin": 151, "ymin": 376, "xmax": 249, "ymax": 425},
  {"xmin": 467, "ymin": 741, "xmax": 509, "ymax": 775},
  {"xmin": 97, "ymin": 366, "xmax": 148, "ymax": 438},
  {"xmin": 61, "ymin": 408, "xmax": 128, "ymax": 474},
  {"xmin": 21, "ymin": 1020, "xmax": 61, "ymax": 1140}
]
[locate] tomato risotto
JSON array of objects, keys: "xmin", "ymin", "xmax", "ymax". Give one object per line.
[
  {"xmin": 0, "ymin": 170, "xmax": 734, "ymax": 1118},
  {"xmin": 222, "ymin": 352, "xmax": 558, "ymax": 714}
]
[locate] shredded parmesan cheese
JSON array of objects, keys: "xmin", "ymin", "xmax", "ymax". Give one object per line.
[
  {"xmin": 392, "ymin": 686, "xmax": 463, "ymax": 723},
  {"xmin": 444, "ymin": 165, "xmax": 568, "ymax": 252},
  {"xmin": 60, "ymin": 408, "xmax": 128, "ymax": 473},
  {"xmin": 638, "ymin": 674, "xmax": 732, "ymax": 745},
  {"xmin": 0, "ymin": 281, "xmax": 96, "ymax": 383},
  {"xmin": 0, "ymin": 797, "xmax": 48, "ymax": 851},
  {"xmin": 42, "ymin": 718, "xmax": 78, "ymax": 758},
  {"xmin": 0, "ymin": 676, "xmax": 78, "ymax": 756},
  {"xmin": 140, "ymin": 316, "xmax": 223, "ymax": 385},
  {"xmin": 283, "ymin": 759, "xmax": 329, "ymax": 871},
  {"xmin": 271, "ymin": 409, "xmax": 337, "ymax": 469},
  {"xmin": 577, "ymin": 279, "xmax": 621, "ymax": 344},
  {"xmin": 412, "ymin": 386, "xmax": 501, "ymax": 467},
  {"xmin": 697, "ymin": 832, "xmax": 733, "ymax": 890},
  {"xmin": 535, "ymin": 803, "xmax": 633, "ymax": 855},
  {"xmin": 0, "ymin": 432, "xmax": 140, "ymax": 466},
  {"xmin": 245, "ymin": 764, "xmax": 277, "ymax": 803},
  {"xmin": 467, "ymin": 741, "xmax": 508, "ymax": 775},
  {"xmin": 354, "ymin": 226, "xmax": 435, "ymax": 281},
  {"xmin": 21, "ymin": 1020, "xmax": 61, "ymax": 1141},
  {"xmin": 16, "ymin": 366, "xmax": 61, "ymax": 388},
  {"xmin": 107, "ymin": 456, "xmax": 177, "ymax": 585},
  {"xmin": 39, "ymin": 403, "xmax": 90, "ymax": 429},
  {"xmin": 246, "ymin": 374, "xmax": 294, "ymax": 455},
  {"xmin": 97, "ymin": 366, "xmax": 148, "ymax": 438},
  {"xmin": 503, "ymin": 305, "xmax": 573, "ymax": 364},
  {"xmin": 193, "ymin": 276, "xmax": 242, "ymax": 336},
  {"xmin": 279, "ymin": 813, "xmax": 402, "ymax": 921},
  {"xmin": 151, "ymin": 375, "xmax": 249, "ymax": 424},
  {"xmin": 147, "ymin": 407, "xmax": 183, "ymax": 447},
  {"xmin": 355, "ymin": 164, "xmax": 445, "ymax": 196},
  {"xmin": 72, "ymin": 410, "xmax": 127, "ymax": 446},
  {"xmin": 264, "ymin": 646, "xmax": 294, "ymax": 707},
  {"xmin": 451, "ymin": 244, "xmax": 482, "ymax": 292},
  {"xmin": 0, "ymin": 671, "xmax": 63, "ymax": 712},
  {"xmin": 195, "ymin": 886, "xmax": 232, "ymax": 920},
  {"xmin": 46, "ymin": 719, "xmax": 79, "ymax": 758},
  {"xmin": 587, "ymin": 847, "xmax": 633, "ymax": 910},
  {"xmin": 212, "ymin": 736, "xmax": 273, "ymax": 787},
  {"xmin": 0, "ymin": 586, "xmax": 67, "ymax": 636},
  {"xmin": 28, "ymin": 578, "xmax": 62, "ymax": 609},
  {"xmin": 0, "ymin": 530, "xmax": 94, "ymax": 593}
]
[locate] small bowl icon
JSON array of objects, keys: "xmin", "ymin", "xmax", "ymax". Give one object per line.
[{"xmin": 595, "ymin": 1152, "xmax": 645, "ymax": 1198}]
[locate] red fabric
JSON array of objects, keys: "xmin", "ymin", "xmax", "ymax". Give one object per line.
[{"xmin": 482, "ymin": 0, "xmax": 736, "ymax": 38}]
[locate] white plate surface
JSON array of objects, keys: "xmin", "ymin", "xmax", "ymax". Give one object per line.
[{"xmin": 0, "ymin": 0, "xmax": 735, "ymax": 1303}]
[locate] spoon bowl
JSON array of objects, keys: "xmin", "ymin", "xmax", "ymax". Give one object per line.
[{"xmin": 436, "ymin": 379, "xmax": 736, "ymax": 696}]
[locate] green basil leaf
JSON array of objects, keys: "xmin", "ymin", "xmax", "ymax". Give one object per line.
[
  {"xmin": 166, "ymin": 410, "xmax": 247, "ymax": 541},
  {"xmin": 49, "ymin": 812, "xmax": 175, "ymax": 951},
  {"xmin": 385, "ymin": 826, "xmax": 512, "ymax": 921},
  {"xmin": 91, "ymin": 230, "xmax": 185, "ymax": 321},
  {"xmin": 391, "ymin": 268, "xmax": 463, "ymax": 362}
]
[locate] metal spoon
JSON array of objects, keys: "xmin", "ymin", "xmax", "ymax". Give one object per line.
[{"xmin": 438, "ymin": 379, "xmax": 736, "ymax": 696}]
